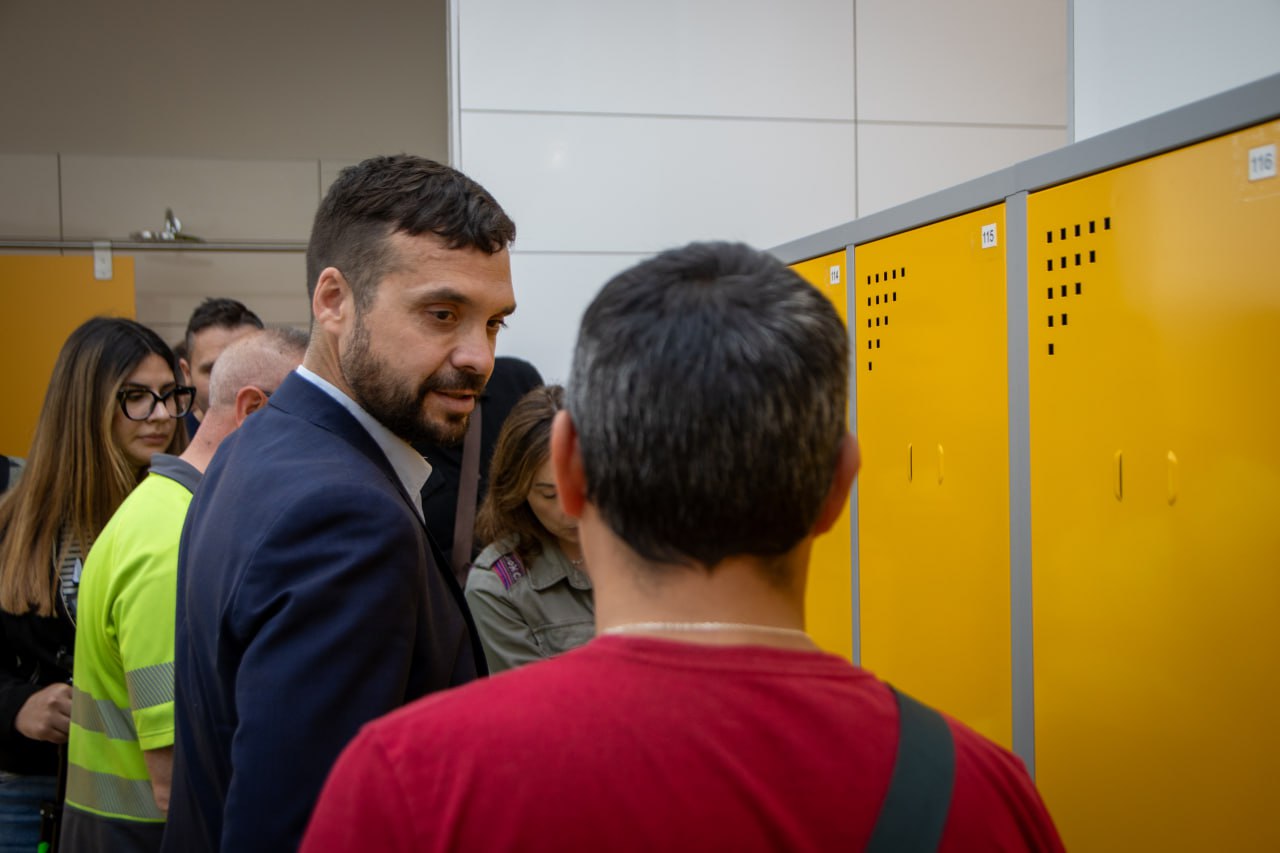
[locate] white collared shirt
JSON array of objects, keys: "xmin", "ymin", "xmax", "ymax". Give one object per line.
[{"xmin": 295, "ymin": 365, "xmax": 432, "ymax": 521}]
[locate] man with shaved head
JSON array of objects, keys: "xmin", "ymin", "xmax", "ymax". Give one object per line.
[{"xmin": 63, "ymin": 327, "xmax": 307, "ymax": 853}]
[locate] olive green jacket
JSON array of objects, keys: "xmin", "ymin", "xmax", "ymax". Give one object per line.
[{"xmin": 464, "ymin": 537, "xmax": 594, "ymax": 675}]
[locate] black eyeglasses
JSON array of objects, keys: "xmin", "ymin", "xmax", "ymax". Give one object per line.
[{"xmin": 116, "ymin": 385, "xmax": 196, "ymax": 421}]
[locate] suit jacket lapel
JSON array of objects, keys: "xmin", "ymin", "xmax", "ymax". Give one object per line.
[{"xmin": 268, "ymin": 373, "xmax": 423, "ymax": 524}]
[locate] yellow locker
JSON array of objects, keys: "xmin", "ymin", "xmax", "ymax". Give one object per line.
[
  {"xmin": 854, "ymin": 207, "xmax": 1013, "ymax": 747},
  {"xmin": 0, "ymin": 255, "xmax": 137, "ymax": 457},
  {"xmin": 790, "ymin": 251, "xmax": 853, "ymax": 660},
  {"xmin": 1028, "ymin": 119, "xmax": 1280, "ymax": 850}
]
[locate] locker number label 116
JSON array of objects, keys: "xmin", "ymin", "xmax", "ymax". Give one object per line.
[{"xmin": 1248, "ymin": 143, "xmax": 1277, "ymax": 182}]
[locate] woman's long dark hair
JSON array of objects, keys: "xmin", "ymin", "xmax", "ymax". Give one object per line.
[
  {"xmin": 0, "ymin": 317, "xmax": 187, "ymax": 615},
  {"xmin": 475, "ymin": 385, "xmax": 563, "ymax": 563}
]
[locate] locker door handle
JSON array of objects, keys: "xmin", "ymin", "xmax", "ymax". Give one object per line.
[
  {"xmin": 1114, "ymin": 451, "xmax": 1123, "ymax": 501},
  {"xmin": 1167, "ymin": 451, "xmax": 1178, "ymax": 506},
  {"xmin": 908, "ymin": 443, "xmax": 913, "ymax": 483},
  {"xmin": 937, "ymin": 444, "xmax": 945, "ymax": 485}
]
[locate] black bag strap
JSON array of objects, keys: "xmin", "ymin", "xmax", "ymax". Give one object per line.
[
  {"xmin": 450, "ymin": 400, "xmax": 483, "ymax": 585},
  {"xmin": 865, "ymin": 686, "xmax": 956, "ymax": 853},
  {"xmin": 0, "ymin": 456, "xmax": 9, "ymax": 493}
]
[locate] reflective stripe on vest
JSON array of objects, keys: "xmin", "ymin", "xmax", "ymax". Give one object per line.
[
  {"xmin": 71, "ymin": 687, "xmax": 137, "ymax": 741},
  {"xmin": 125, "ymin": 660, "xmax": 175, "ymax": 711},
  {"xmin": 65, "ymin": 765, "xmax": 164, "ymax": 822}
]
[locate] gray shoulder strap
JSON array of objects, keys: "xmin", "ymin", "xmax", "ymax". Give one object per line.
[{"xmin": 865, "ymin": 686, "xmax": 956, "ymax": 852}]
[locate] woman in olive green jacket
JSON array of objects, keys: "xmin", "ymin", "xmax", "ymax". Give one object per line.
[{"xmin": 464, "ymin": 386, "xmax": 594, "ymax": 674}]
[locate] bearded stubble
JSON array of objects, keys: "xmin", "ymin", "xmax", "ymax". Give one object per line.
[{"xmin": 341, "ymin": 313, "xmax": 486, "ymax": 446}]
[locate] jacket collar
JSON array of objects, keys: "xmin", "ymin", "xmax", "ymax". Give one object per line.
[
  {"xmin": 528, "ymin": 541, "xmax": 593, "ymax": 592},
  {"xmin": 267, "ymin": 372, "xmax": 423, "ymax": 521}
]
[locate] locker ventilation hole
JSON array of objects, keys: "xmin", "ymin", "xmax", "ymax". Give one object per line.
[
  {"xmin": 1039, "ymin": 213, "xmax": 1112, "ymax": 358},
  {"xmin": 861, "ymin": 265, "xmax": 903, "ymax": 366}
]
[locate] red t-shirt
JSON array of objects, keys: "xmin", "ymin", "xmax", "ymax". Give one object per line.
[{"xmin": 302, "ymin": 636, "xmax": 1063, "ymax": 852}]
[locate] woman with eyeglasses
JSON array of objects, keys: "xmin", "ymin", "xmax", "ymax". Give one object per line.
[
  {"xmin": 0, "ymin": 317, "xmax": 190, "ymax": 850},
  {"xmin": 465, "ymin": 385, "xmax": 595, "ymax": 675}
]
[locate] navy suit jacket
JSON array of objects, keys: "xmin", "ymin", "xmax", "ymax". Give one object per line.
[{"xmin": 163, "ymin": 372, "xmax": 484, "ymax": 853}]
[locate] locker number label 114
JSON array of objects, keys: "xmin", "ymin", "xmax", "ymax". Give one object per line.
[{"xmin": 1248, "ymin": 144, "xmax": 1276, "ymax": 182}]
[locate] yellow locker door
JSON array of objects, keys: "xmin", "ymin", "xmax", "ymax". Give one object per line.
[
  {"xmin": 790, "ymin": 251, "xmax": 853, "ymax": 660},
  {"xmin": 854, "ymin": 207, "xmax": 1013, "ymax": 747},
  {"xmin": 0, "ymin": 255, "xmax": 136, "ymax": 457},
  {"xmin": 1028, "ymin": 118, "xmax": 1280, "ymax": 850}
]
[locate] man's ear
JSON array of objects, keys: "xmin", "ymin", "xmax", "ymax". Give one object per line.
[
  {"xmin": 550, "ymin": 410, "xmax": 586, "ymax": 518},
  {"xmin": 178, "ymin": 358, "xmax": 192, "ymax": 385},
  {"xmin": 233, "ymin": 386, "xmax": 270, "ymax": 427},
  {"xmin": 312, "ymin": 267, "xmax": 353, "ymax": 336},
  {"xmin": 812, "ymin": 433, "xmax": 860, "ymax": 535}
]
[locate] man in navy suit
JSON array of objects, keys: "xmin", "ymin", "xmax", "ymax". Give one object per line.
[{"xmin": 163, "ymin": 155, "xmax": 516, "ymax": 853}]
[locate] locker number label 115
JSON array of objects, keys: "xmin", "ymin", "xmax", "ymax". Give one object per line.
[
  {"xmin": 1249, "ymin": 143, "xmax": 1277, "ymax": 182},
  {"xmin": 981, "ymin": 223, "xmax": 998, "ymax": 249}
]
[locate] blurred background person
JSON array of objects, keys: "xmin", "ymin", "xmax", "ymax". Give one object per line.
[
  {"xmin": 0, "ymin": 317, "xmax": 190, "ymax": 851},
  {"xmin": 0, "ymin": 457, "xmax": 22, "ymax": 496},
  {"xmin": 416, "ymin": 355, "xmax": 542, "ymax": 581},
  {"xmin": 466, "ymin": 385, "xmax": 594, "ymax": 674},
  {"xmin": 177, "ymin": 298, "xmax": 263, "ymax": 437}
]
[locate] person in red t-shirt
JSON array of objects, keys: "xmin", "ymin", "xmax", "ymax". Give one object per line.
[{"xmin": 302, "ymin": 241, "xmax": 1064, "ymax": 853}]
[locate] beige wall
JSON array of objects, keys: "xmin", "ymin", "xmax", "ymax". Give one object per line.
[{"xmin": 0, "ymin": 0, "xmax": 448, "ymax": 344}]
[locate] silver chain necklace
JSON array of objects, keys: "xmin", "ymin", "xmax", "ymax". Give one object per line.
[{"xmin": 600, "ymin": 621, "xmax": 812, "ymax": 643}]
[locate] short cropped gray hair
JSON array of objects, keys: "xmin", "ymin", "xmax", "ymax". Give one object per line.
[
  {"xmin": 567, "ymin": 241, "xmax": 849, "ymax": 572},
  {"xmin": 208, "ymin": 326, "xmax": 308, "ymax": 409}
]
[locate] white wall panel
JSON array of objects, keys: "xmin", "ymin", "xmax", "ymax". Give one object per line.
[
  {"xmin": 501, "ymin": 252, "xmax": 650, "ymax": 383},
  {"xmin": 1073, "ymin": 0, "xmax": 1280, "ymax": 139},
  {"xmin": 856, "ymin": 0, "xmax": 1066, "ymax": 126},
  {"xmin": 60, "ymin": 156, "xmax": 319, "ymax": 241},
  {"xmin": 459, "ymin": 0, "xmax": 855, "ymax": 120},
  {"xmin": 462, "ymin": 112, "xmax": 857, "ymax": 253},
  {"xmin": 856, "ymin": 122, "xmax": 1065, "ymax": 215},
  {"xmin": 0, "ymin": 155, "xmax": 60, "ymax": 237}
]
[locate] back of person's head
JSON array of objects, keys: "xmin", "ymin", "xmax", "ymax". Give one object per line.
[
  {"xmin": 476, "ymin": 385, "xmax": 563, "ymax": 561},
  {"xmin": 0, "ymin": 317, "xmax": 186, "ymax": 615},
  {"xmin": 306, "ymin": 154, "xmax": 517, "ymax": 309},
  {"xmin": 567, "ymin": 241, "xmax": 849, "ymax": 574},
  {"xmin": 207, "ymin": 327, "xmax": 309, "ymax": 411},
  {"xmin": 184, "ymin": 297, "xmax": 264, "ymax": 353}
]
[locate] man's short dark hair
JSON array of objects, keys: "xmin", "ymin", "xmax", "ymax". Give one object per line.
[
  {"xmin": 184, "ymin": 298, "xmax": 265, "ymax": 352},
  {"xmin": 306, "ymin": 154, "xmax": 516, "ymax": 309},
  {"xmin": 567, "ymin": 241, "xmax": 850, "ymax": 575}
]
